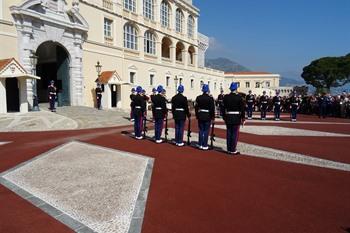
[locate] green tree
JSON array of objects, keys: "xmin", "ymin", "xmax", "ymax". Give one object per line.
[{"xmin": 301, "ymin": 55, "xmax": 350, "ymax": 93}]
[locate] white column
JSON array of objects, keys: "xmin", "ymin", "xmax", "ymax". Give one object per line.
[
  {"xmin": 193, "ymin": 52, "xmax": 198, "ymax": 68},
  {"xmin": 19, "ymin": 78, "xmax": 29, "ymax": 113},
  {"xmin": 156, "ymin": 41, "xmax": 162, "ymax": 63},
  {"xmin": 170, "ymin": 45, "xmax": 176, "ymax": 65},
  {"xmin": 0, "ymin": 79, "xmax": 6, "ymax": 113},
  {"xmin": 0, "ymin": 0, "xmax": 3, "ymax": 20}
]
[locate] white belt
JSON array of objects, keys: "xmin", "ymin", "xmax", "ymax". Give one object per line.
[
  {"xmin": 275, "ymin": 102, "xmax": 281, "ymax": 105},
  {"xmin": 262, "ymin": 101, "xmax": 267, "ymax": 104},
  {"xmin": 175, "ymin": 108, "xmax": 184, "ymax": 111},
  {"xmin": 155, "ymin": 107, "xmax": 162, "ymax": 110},
  {"xmin": 248, "ymin": 100, "xmax": 253, "ymax": 102},
  {"xmin": 199, "ymin": 109, "xmax": 209, "ymax": 113},
  {"xmin": 292, "ymin": 103, "xmax": 298, "ymax": 105},
  {"xmin": 135, "ymin": 106, "xmax": 141, "ymax": 109},
  {"xmin": 226, "ymin": 111, "xmax": 240, "ymax": 115}
]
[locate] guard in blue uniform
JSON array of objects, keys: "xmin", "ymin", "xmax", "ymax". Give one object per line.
[
  {"xmin": 152, "ymin": 85, "xmax": 168, "ymax": 143},
  {"xmin": 246, "ymin": 90, "xmax": 255, "ymax": 120},
  {"xmin": 48, "ymin": 80, "xmax": 57, "ymax": 112},
  {"xmin": 223, "ymin": 82, "xmax": 245, "ymax": 155},
  {"xmin": 290, "ymin": 92, "xmax": 300, "ymax": 122},
  {"xmin": 195, "ymin": 84, "xmax": 215, "ymax": 150},
  {"xmin": 131, "ymin": 86, "xmax": 146, "ymax": 139},
  {"xmin": 171, "ymin": 85, "xmax": 190, "ymax": 146},
  {"xmin": 259, "ymin": 91, "xmax": 268, "ymax": 120},
  {"xmin": 272, "ymin": 90, "xmax": 282, "ymax": 120},
  {"xmin": 95, "ymin": 84, "xmax": 102, "ymax": 110}
]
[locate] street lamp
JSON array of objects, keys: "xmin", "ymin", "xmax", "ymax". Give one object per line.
[
  {"xmin": 29, "ymin": 51, "xmax": 39, "ymax": 111},
  {"xmin": 95, "ymin": 61, "xmax": 102, "ymax": 78},
  {"xmin": 174, "ymin": 75, "xmax": 179, "ymax": 91}
]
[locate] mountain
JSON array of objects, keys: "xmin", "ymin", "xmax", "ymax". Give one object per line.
[{"xmin": 205, "ymin": 57, "xmax": 250, "ymax": 72}]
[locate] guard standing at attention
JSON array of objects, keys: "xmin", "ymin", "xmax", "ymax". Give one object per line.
[
  {"xmin": 272, "ymin": 90, "xmax": 282, "ymax": 121},
  {"xmin": 48, "ymin": 80, "xmax": 57, "ymax": 112},
  {"xmin": 130, "ymin": 88, "xmax": 136, "ymax": 121},
  {"xmin": 290, "ymin": 92, "xmax": 300, "ymax": 122},
  {"xmin": 171, "ymin": 85, "xmax": 190, "ymax": 146},
  {"xmin": 152, "ymin": 85, "xmax": 168, "ymax": 143},
  {"xmin": 223, "ymin": 82, "xmax": 245, "ymax": 155},
  {"xmin": 246, "ymin": 90, "xmax": 255, "ymax": 120},
  {"xmin": 95, "ymin": 83, "xmax": 103, "ymax": 110},
  {"xmin": 195, "ymin": 84, "xmax": 215, "ymax": 150},
  {"xmin": 259, "ymin": 90, "xmax": 268, "ymax": 120},
  {"xmin": 131, "ymin": 86, "xmax": 146, "ymax": 139},
  {"xmin": 217, "ymin": 89, "xmax": 225, "ymax": 117}
]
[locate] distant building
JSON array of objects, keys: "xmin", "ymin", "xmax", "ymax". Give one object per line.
[
  {"xmin": 273, "ymin": 86, "xmax": 294, "ymax": 97},
  {"xmin": 224, "ymin": 72, "xmax": 280, "ymax": 96}
]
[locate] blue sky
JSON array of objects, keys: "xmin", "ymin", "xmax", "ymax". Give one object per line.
[{"xmin": 194, "ymin": 0, "xmax": 350, "ymax": 79}]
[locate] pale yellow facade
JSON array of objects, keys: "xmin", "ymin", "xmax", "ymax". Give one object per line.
[{"xmin": 0, "ymin": 0, "xmax": 227, "ymax": 112}]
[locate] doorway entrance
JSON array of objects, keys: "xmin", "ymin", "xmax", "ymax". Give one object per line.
[
  {"xmin": 36, "ymin": 42, "xmax": 70, "ymax": 106},
  {"xmin": 111, "ymin": 84, "xmax": 117, "ymax": 108},
  {"xmin": 6, "ymin": 78, "xmax": 20, "ymax": 112}
]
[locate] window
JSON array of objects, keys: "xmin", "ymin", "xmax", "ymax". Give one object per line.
[
  {"xmin": 187, "ymin": 15, "xmax": 194, "ymax": 38},
  {"xmin": 266, "ymin": 81, "xmax": 270, "ymax": 88},
  {"xmin": 130, "ymin": 72, "xmax": 136, "ymax": 84},
  {"xmin": 166, "ymin": 76, "xmax": 170, "ymax": 87},
  {"xmin": 124, "ymin": 0, "xmax": 136, "ymax": 12},
  {"xmin": 191, "ymin": 79, "xmax": 194, "ymax": 88},
  {"xmin": 143, "ymin": 0, "xmax": 154, "ymax": 20},
  {"xmin": 200, "ymin": 80, "xmax": 204, "ymax": 88},
  {"xmin": 255, "ymin": 82, "xmax": 260, "ymax": 88},
  {"xmin": 176, "ymin": 9, "xmax": 184, "ymax": 33},
  {"xmin": 150, "ymin": 74, "xmax": 154, "ymax": 85},
  {"xmin": 104, "ymin": 18, "xmax": 113, "ymax": 38},
  {"xmin": 144, "ymin": 31, "xmax": 156, "ymax": 54},
  {"xmin": 245, "ymin": 82, "xmax": 250, "ymax": 88},
  {"xmin": 124, "ymin": 23, "xmax": 138, "ymax": 50},
  {"xmin": 160, "ymin": 1, "xmax": 170, "ymax": 28}
]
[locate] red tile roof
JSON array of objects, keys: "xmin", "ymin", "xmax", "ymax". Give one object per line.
[
  {"xmin": 0, "ymin": 58, "xmax": 14, "ymax": 71},
  {"xmin": 96, "ymin": 71, "xmax": 115, "ymax": 84},
  {"xmin": 225, "ymin": 72, "xmax": 273, "ymax": 75}
]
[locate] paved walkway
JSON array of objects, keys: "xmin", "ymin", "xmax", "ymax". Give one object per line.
[{"xmin": 0, "ymin": 106, "xmax": 132, "ymax": 132}]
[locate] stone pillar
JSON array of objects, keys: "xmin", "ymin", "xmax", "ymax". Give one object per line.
[
  {"xmin": 18, "ymin": 78, "xmax": 29, "ymax": 113},
  {"xmin": 170, "ymin": 45, "xmax": 176, "ymax": 65},
  {"xmin": 183, "ymin": 48, "xmax": 188, "ymax": 68},
  {"xmin": 156, "ymin": 41, "xmax": 162, "ymax": 63},
  {"xmin": 0, "ymin": 79, "xmax": 7, "ymax": 113},
  {"xmin": 193, "ymin": 52, "xmax": 198, "ymax": 69}
]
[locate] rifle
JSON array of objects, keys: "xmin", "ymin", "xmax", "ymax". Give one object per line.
[
  {"xmin": 143, "ymin": 115, "xmax": 148, "ymax": 138},
  {"xmin": 164, "ymin": 113, "xmax": 169, "ymax": 142},
  {"xmin": 210, "ymin": 121, "xmax": 216, "ymax": 150},
  {"xmin": 187, "ymin": 116, "xmax": 191, "ymax": 145}
]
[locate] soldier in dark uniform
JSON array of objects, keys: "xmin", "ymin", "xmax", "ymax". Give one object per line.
[
  {"xmin": 95, "ymin": 83, "xmax": 103, "ymax": 110},
  {"xmin": 48, "ymin": 80, "xmax": 57, "ymax": 112},
  {"xmin": 171, "ymin": 85, "xmax": 190, "ymax": 146},
  {"xmin": 223, "ymin": 82, "xmax": 245, "ymax": 155},
  {"xmin": 130, "ymin": 88, "xmax": 136, "ymax": 121},
  {"xmin": 195, "ymin": 84, "xmax": 215, "ymax": 150},
  {"xmin": 246, "ymin": 90, "xmax": 255, "ymax": 120},
  {"xmin": 290, "ymin": 92, "xmax": 300, "ymax": 122},
  {"xmin": 150, "ymin": 87, "xmax": 157, "ymax": 120},
  {"xmin": 217, "ymin": 89, "xmax": 225, "ymax": 117},
  {"xmin": 152, "ymin": 85, "xmax": 168, "ymax": 143},
  {"xmin": 131, "ymin": 86, "xmax": 146, "ymax": 139},
  {"xmin": 318, "ymin": 93, "xmax": 328, "ymax": 118},
  {"xmin": 272, "ymin": 90, "xmax": 282, "ymax": 121},
  {"xmin": 259, "ymin": 91, "xmax": 268, "ymax": 120}
]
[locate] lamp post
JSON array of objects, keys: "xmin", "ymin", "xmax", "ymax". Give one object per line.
[
  {"xmin": 95, "ymin": 61, "xmax": 102, "ymax": 79},
  {"xmin": 174, "ymin": 75, "xmax": 179, "ymax": 92},
  {"xmin": 29, "ymin": 51, "xmax": 39, "ymax": 111}
]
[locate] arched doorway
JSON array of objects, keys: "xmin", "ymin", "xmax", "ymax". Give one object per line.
[
  {"xmin": 6, "ymin": 78, "xmax": 20, "ymax": 112},
  {"xmin": 35, "ymin": 41, "xmax": 71, "ymax": 106}
]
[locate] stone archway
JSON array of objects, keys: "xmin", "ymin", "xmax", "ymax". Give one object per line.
[{"xmin": 10, "ymin": 0, "xmax": 88, "ymax": 108}]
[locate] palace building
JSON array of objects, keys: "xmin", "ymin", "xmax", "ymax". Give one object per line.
[{"xmin": 0, "ymin": 0, "xmax": 228, "ymax": 113}]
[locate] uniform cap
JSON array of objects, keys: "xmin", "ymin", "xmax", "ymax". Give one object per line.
[
  {"xmin": 131, "ymin": 88, "xmax": 136, "ymax": 92},
  {"xmin": 136, "ymin": 86, "xmax": 142, "ymax": 93},
  {"xmin": 152, "ymin": 87, "xmax": 157, "ymax": 93},
  {"xmin": 157, "ymin": 85, "xmax": 164, "ymax": 93},
  {"xmin": 263, "ymin": 90, "xmax": 266, "ymax": 94},
  {"xmin": 177, "ymin": 85, "xmax": 184, "ymax": 93},
  {"xmin": 202, "ymin": 84, "xmax": 209, "ymax": 93},
  {"xmin": 142, "ymin": 89, "xmax": 146, "ymax": 93},
  {"xmin": 229, "ymin": 82, "xmax": 238, "ymax": 91}
]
